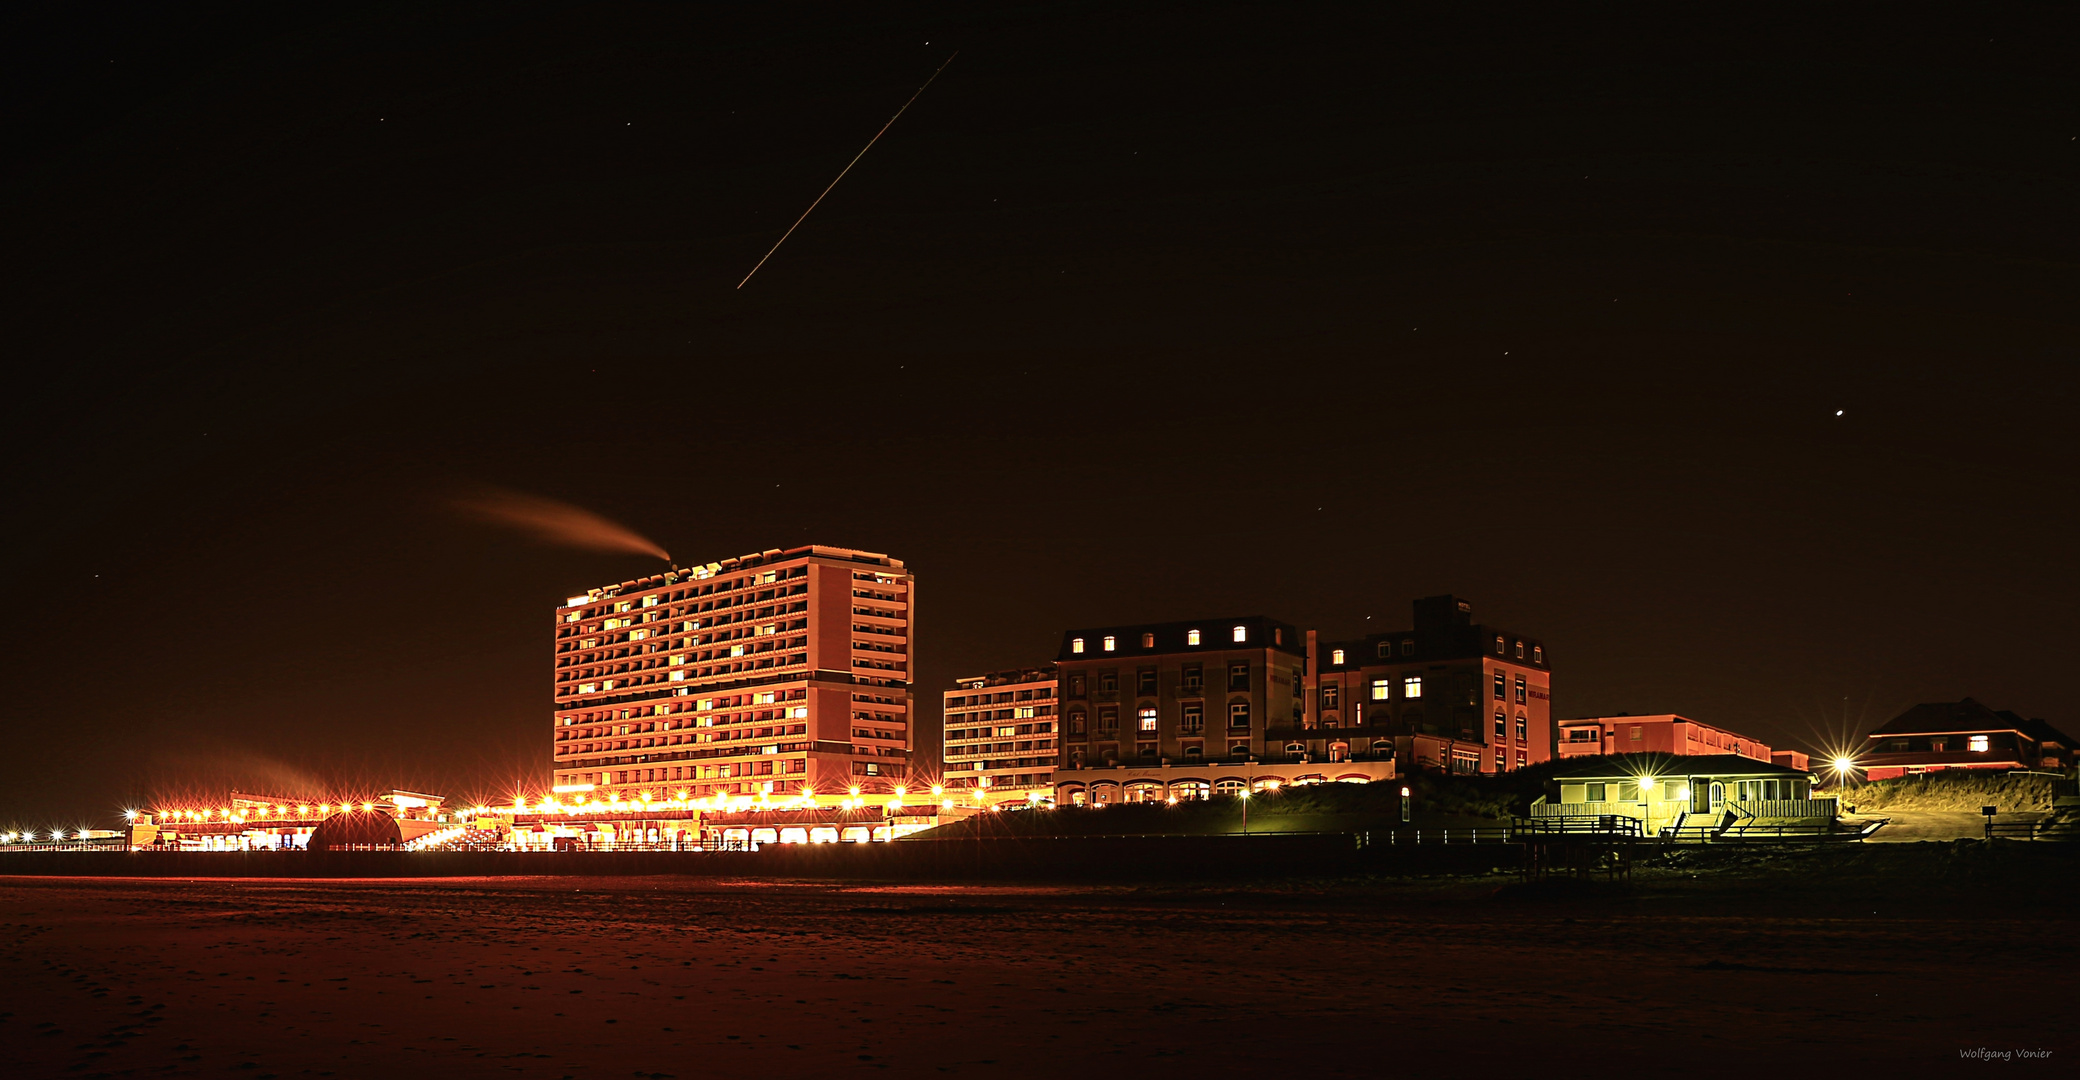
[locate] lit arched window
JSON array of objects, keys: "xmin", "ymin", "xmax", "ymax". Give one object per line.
[
  {"xmin": 1071, "ymin": 637, "xmax": 1085, "ymax": 654},
  {"xmin": 1231, "ymin": 625, "xmax": 1248, "ymax": 643},
  {"xmin": 1331, "ymin": 648, "xmax": 1345, "ymax": 665},
  {"xmin": 1187, "ymin": 629, "xmax": 1202, "ymax": 645},
  {"xmin": 1102, "ymin": 635, "xmax": 1117, "ymax": 652}
]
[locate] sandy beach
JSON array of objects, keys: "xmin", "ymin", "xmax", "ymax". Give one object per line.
[{"xmin": 1, "ymin": 861, "xmax": 2072, "ymax": 1077}]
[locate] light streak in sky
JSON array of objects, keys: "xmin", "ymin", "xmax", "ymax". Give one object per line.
[{"xmin": 737, "ymin": 52, "xmax": 958, "ymax": 289}]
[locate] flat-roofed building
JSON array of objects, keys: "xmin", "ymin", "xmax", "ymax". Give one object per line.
[
  {"xmin": 552, "ymin": 545, "xmax": 914, "ymax": 803},
  {"xmin": 1307, "ymin": 595, "xmax": 1552, "ymax": 776},
  {"xmin": 943, "ymin": 665, "xmax": 1058, "ymax": 807},
  {"xmin": 1558, "ymin": 714, "xmax": 1773, "ymax": 762}
]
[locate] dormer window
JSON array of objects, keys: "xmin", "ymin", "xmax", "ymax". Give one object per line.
[
  {"xmin": 1331, "ymin": 648, "xmax": 1345, "ymax": 665},
  {"xmin": 1514, "ymin": 640, "xmax": 1525, "ymax": 658},
  {"xmin": 1232, "ymin": 625, "xmax": 1248, "ymax": 643},
  {"xmin": 1071, "ymin": 637, "xmax": 1085, "ymax": 654},
  {"xmin": 1533, "ymin": 645, "xmax": 1544, "ymax": 664},
  {"xmin": 1103, "ymin": 635, "xmax": 1117, "ymax": 652},
  {"xmin": 1141, "ymin": 632, "xmax": 1155, "ymax": 648},
  {"xmin": 1187, "ymin": 629, "xmax": 1202, "ymax": 646},
  {"xmin": 1495, "ymin": 635, "xmax": 1505, "ymax": 655}
]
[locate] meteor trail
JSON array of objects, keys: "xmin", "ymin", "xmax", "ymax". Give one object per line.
[{"xmin": 736, "ymin": 51, "xmax": 958, "ymax": 289}]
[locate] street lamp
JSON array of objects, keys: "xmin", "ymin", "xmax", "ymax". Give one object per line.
[{"xmin": 1239, "ymin": 787, "xmax": 1251, "ymax": 836}]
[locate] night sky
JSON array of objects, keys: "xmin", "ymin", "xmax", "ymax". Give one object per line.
[{"xmin": 4, "ymin": 2, "xmax": 2075, "ymax": 827}]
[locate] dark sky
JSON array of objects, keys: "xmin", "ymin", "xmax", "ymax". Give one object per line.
[{"xmin": 4, "ymin": 2, "xmax": 2075, "ymax": 827}]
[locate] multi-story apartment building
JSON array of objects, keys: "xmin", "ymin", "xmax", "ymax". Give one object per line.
[
  {"xmin": 1306, "ymin": 595, "xmax": 1552, "ymax": 776},
  {"xmin": 942, "ymin": 665, "xmax": 1058, "ymax": 806},
  {"xmin": 551, "ymin": 545, "xmax": 914, "ymax": 801},
  {"xmin": 1556, "ymin": 714, "xmax": 1780, "ymax": 764},
  {"xmin": 1051, "ymin": 617, "xmax": 1392, "ymax": 804}
]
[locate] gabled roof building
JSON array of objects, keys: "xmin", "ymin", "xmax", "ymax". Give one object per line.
[{"xmin": 1859, "ymin": 698, "xmax": 2075, "ymax": 780}]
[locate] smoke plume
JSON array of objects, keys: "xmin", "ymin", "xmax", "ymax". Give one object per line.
[{"xmin": 455, "ymin": 488, "xmax": 671, "ymax": 561}]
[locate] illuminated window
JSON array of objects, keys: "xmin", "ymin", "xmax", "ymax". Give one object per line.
[
  {"xmin": 1331, "ymin": 648, "xmax": 1345, "ymax": 665},
  {"xmin": 1232, "ymin": 625, "xmax": 1248, "ymax": 643},
  {"xmin": 1141, "ymin": 632, "xmax": 1155, "ymax": 648},
  {"xmin": 1103, "ymin": 635, "xmax": 1117, "ymax": 652},
  {"xmin": 791, "ymin": 706, "xmax": 808, "ymax": 718},
  {"xmin": 1370, "ymin": 680, "xmax": 1390, "ymax": 701},
  {"xmin": 1187, "ymin": 629, "xmax": 1202, "ymax": 646},
  {"xmin": 1138, "ymin": 707, "xmax": 1158, "ymax": 732},
  {"xmin": 1403, "ymin": 676, "xmax": 1423, "ymax": 699},
  {"xmin": 1968, "ymin": 735, "xmax": 1990, "ymax": 753},
  {"xmin": 1072, "ymin": 637, "xmax": 1085, "ymax": 654}
]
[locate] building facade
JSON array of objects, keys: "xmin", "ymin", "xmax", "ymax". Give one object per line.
[
  {"xmin": 551, "ymin": 545, "xmax": 914, "ymax": 802},
  {"xmin": 1859, "ymin": 698, "xmax": 2075, "ymax": 780},
  {"xmin": 1557, "ymin": 714, "xmax": 1773, "ymax": 762},
  {"xmin": 1306, "ymin": 595, "xmax": 1552, "ymax": 776},
  {"xmin": 942, "ymin": 665, "xmax": 1058, "ymax": 806},
  {"xmin": 1050, "ymin": 617, "xmax": 1394, "ymax": 803}
]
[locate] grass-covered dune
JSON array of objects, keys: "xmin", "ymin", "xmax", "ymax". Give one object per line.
[{"xmin": 912, "ymin": 772, "xmax": 1558, "ymax": 839}]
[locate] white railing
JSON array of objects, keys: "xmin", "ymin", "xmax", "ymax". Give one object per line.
[
  {"xmin": 1530, "ymin": 801, "xmax": 1645, "ymax": 819},
  {"xmin": 1729, "ymin": 798, "xmax": 1837, "ymax": 819}
]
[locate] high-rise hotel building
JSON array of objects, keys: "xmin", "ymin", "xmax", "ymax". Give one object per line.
[
  {"xmin": 942, "ymin": 665, "xmax": 1058, "ymax": 805},
  {"xmin": 551, "ymin": 546, "xmax": 914, "ymax": 800}
]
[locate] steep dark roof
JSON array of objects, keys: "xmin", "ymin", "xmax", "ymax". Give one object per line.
[
  {"xmin": 2021, "ymin": 717, "xmax": 2078, "ymax": 749},
  {"xmin": 1551, "ymin": 752, "xmax": 1810, "ymax": 781},
  {"xmin": 1869, "ymin": 698, "xmax": 2046, "ymax": 738}
]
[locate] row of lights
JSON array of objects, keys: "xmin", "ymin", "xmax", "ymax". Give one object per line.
[
  {"xmin": 483, "ymin": 783, "xmax": 979, "ymax": 817},
  {"xmin": 146, "ymin": 802, "xmax": 378, "ymax": 822}
]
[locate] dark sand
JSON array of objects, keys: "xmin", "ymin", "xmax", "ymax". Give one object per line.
[{"xmin": 1, "ymin": 867, "xmax": 2071, "ymax": 1077}]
